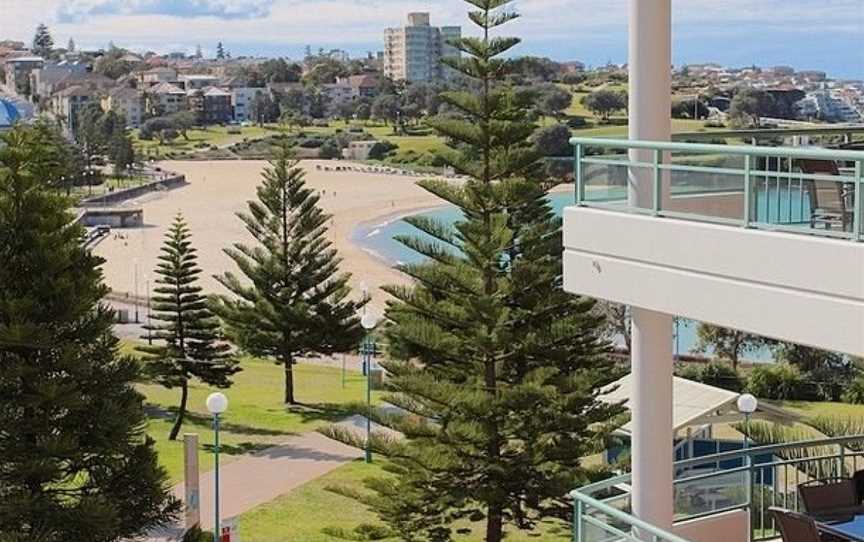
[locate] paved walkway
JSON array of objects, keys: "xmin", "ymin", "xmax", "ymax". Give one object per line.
[{"xmin": 144, "ymin": 432, "xmax": 361, "ymax": 541}]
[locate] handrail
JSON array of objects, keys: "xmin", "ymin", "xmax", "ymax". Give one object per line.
[
  {"xmin": 570, "ymin": 489, "xmax": 695, "ymax": 542},
  {"xmin": 570, "ymin": 137, "xmax": 864, "ymax": 162},
  {"xmin": 572, "ymin": 434, "xmax": 864, "ymax": 542},
  {"xmin": 576, "ymin": 434, "xmax": 864, "ymax": 496}
]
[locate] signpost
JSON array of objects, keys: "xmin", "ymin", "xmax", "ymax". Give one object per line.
[{"xmin": 183, "ymin": 433, "xmax": 201, "ymax": 529}]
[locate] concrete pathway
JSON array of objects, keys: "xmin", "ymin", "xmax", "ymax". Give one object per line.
[{"xmin": 144, "ymin": 432, "xmax": 361, "ymax": 541}]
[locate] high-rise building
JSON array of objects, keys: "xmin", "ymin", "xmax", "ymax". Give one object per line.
[{"xmin": 384, "ymin": 13, "xmax": 461, "ymax": 82}]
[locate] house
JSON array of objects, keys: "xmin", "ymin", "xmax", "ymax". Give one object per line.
[
  {"xmin": 4, "ymin": 55, "xmax": 44, "ymax": 95},
  {"xmin": 101, "ymin": 87, "xmax": 144, "ymax": 128},
  {"xmin": 30, "ymin": 60, "xmax": 90, "ymax": 103},
  {"xmin": 179, "ymin": 74, "xmax": 221, "ymax": 91},
  {"xmin": 339, "ymin": 74, "xmax": 380, "ymax": 99},
  {"xmin": 138, "ymin": 67, "xmax": 178, "ymax": 88},
  {"xmin": 187, "ymin": 86, "xmax": 232, "ymax": 124},
  {"xmin": 50, "ymin": 84, "xmax": 96, "ymax": 135},
  {"xmin": 145, "ymin": 82, "xmax": 187, "ymax": 116}
]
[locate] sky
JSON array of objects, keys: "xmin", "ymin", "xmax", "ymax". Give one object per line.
[{"xmin": 1, "ymin": 0, "xmax": 862, "ymax": 79}]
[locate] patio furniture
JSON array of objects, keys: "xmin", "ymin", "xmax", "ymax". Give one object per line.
[
  {"xmin": 770, "ymin": 507, "xmax": 827, "ymax": 542},
  {"xmin": 799, "ymin": 159, "xmax": 854, "ymax": 232},
  {"xmin": 799, "ymin": 478, "xmax": 860, "ymax": 515},
  {"xmin": 853, "ymin": 471, "xmax": 864, "ymax": 504},
  {"xmin": 815, "ymin": 512, "xmax": 864, "ymax": 542}
]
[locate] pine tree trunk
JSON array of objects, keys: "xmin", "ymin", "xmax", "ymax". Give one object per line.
[
  {"xmin": 283, "ymin": 356, "xmax": 295, "ymax": 405},
  {"xmin": 169, "ymin": 380, "xmax": 189, "ymax": 441},
  {"xmin": 485, "ymin": 508, "xmax": 503, "ymax": 542}
]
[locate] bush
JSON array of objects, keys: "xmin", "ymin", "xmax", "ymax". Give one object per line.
[
  {"xmin": 676, "ymin": 362, "xmax": 744, "ymax": 392},
  {"xmin": 368, "ymin": 140, "xmax": 398, "ymax": 160},
  {"xmin": 566, "ymin": 115, "xmax": 588, "ymax": 128},
  {"xmin": 842, "ymin": 375, "xmax": 864, "ymax": 404},
  {"xmin": 746, "ymin": 363, "xmax": 804, "ymax": 400},
  {"xmin": 319, "ymin": 139, "xmax": 342, "ymax": 159},
  {"xmin": 298, "ymin": 138, "xmax": 324, "ymax": 149}
]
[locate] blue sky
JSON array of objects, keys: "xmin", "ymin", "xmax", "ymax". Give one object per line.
[{"xmin": 2, "ymin": 0, "xmax": 862, "ymax": 79}]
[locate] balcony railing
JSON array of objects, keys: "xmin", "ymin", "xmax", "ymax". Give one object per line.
[
  {"xmin": 570, "ymin": 138, "xmax": 864, "ymax": 241},
  {"xmin": 571, "ymin": 435, "xmax": 864, "ymax": 542}
]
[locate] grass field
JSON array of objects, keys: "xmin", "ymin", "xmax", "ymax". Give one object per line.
[
  {"xmin": 137, "ymin": 352, "xmax": 380, "ymax": 482},
  {"xmin": 133, "ymin": 125, "xmax": 279, "ymax": 157},
  {"xmin": 239, "ymin": 459, "xmax": 570, "ymax": 542},
  {"xmin": 776, "ymin": 400, "xmax": 864, "ymax": 421}
]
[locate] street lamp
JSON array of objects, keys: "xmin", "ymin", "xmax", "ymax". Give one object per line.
[
  {"xmin": 206, "ymin": 392, "xmax": 228, "ymax": 542},
  {"xmin": 737, "ymin": 392, "xmax": 758, "ymax": 513},
  {"xmin": 360, "ymin": 313, "xmax": 378, "ymax": 464}
]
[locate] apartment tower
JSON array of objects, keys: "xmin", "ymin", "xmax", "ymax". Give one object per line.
[{"xmin": 384, "ymin": 13, "xmax": 461, "ymax": 82}]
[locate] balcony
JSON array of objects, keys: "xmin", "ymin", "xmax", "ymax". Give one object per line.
[
  {"xmin": 571, "ymin": 435, "xmax": 864, "ymax": 542},
  {"xmin": 562, "ymin": 138, "xmax": 864, "ymax": 356}
]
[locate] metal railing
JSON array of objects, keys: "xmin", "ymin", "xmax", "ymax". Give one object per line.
[
  {"xmin": 571, "ymin": 138, "xmax": 864, "ymax": 241},
  {"xmin": 572, "ymin": 435, "xmax": 864, "ymax": 542}
]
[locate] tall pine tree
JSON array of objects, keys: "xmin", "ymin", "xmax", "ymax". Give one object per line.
[
  {"xmin": 138, "ymin": 214, "xmax": 240, "ymax": 441},
  {"xmin": 213, "ymin": 147, "xmax": 366, "ymax": 404},
  {"xmin": 32, "ymin": 23, "xmax": 53, "ymax": 58},
  {"xmin": 0, "ymin": 125, "xmax": 179, "ymax": 540},
  {"xmin": 326, "ymin": 2, "xmax": 625, "ymax": 541}
]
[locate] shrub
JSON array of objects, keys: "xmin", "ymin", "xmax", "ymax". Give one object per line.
[
  {"xmin": 319, "ymin": 139, "xmax": 341, "ymax": 159},
  {"xmin": 676, "ymin": 362, "xmax": 744, "ymax": 392},
  {"xmin": 566, "ymin": 115, "xmax": 588, "ymax": 128},
  {"xmin": 746, "ymin": 363, "xmax": 804, "ymax": 400},
  {"xmin": 842, "ymin": 375, "xmax": 864, "ymax": 404},
  {"xmin": 368, "ymin": 140, "xmax": 398, "ymax": 160}
]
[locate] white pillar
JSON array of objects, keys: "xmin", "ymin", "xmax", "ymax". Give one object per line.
[{"xmin": 628, "ymin": 0, "xmax": 675, "ymax": 533}]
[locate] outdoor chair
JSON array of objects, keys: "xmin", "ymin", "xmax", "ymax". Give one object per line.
[
  {"xmin": 798, "ymin": 477, "xmax": 859, "ymax": 515},
  {"xmin": 799, "ymin": 159, "xmax": 854, "ymax": 232},
  {"xmin": 770, "ymin": 507, "xmax": 826, "ymax": 542},
  {"xmin": 853, "ymin": 470, "xmax": 864, "ymax": 504}
]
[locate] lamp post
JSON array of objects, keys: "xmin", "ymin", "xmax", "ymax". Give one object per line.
[
  {"xmin": 206, "ymin": 392, "xmax": 228, "ymax": 542},
  {"xmin": 737, "ymin": 392, "xmax": 758, "ymax": 533},
  {"xmin": 360, "ymin": 313, "xmax": 378, "ymax": 463},
  {"xmin": 145, "ymin": 276, "xmax": 152, "ymax": 345},
  {"xmin": 133, "ymin": 258, "xmax": 140, "ymax": 324}
]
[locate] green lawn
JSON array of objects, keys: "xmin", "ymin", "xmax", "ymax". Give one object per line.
[
  {"xmin": 133, "ymin": 125, "xmax": 279, "ymax": 157},
  {"xmin": 776, "ymin": 400, "xmax": 864, "ymax": 421},
  {"xmin": 239, "ymin": 459, "xmax": 570, "ymax": 542},
  {"xmin": 137, "ymin": 351, "xmax": 380, "ymax": 482}
]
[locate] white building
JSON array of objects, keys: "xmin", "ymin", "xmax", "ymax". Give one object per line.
[
  {"xmin": 384, "ymin": 13, "xmax": 461, "ymax": 82},
  {"xmin": 563, "ymin": 3, "xmax": 864, "ymax": 542},
  {"xmin": 180, "ymin": 74, "xmax": 221, "ymax": 91},
  {"xmin": 101, "ymin": 87, "xmax": 144, "ymax": 128},
  {"xmin": 4, "ymin": 56, "xmax": 44, "ymax": 95},
  {"xmin": 230, "ymin": 87, "xmax": 265, "ymax": 123}
]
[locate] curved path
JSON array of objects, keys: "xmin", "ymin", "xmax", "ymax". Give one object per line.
[{"xmin": 144, "ymin": 432, "xmax": 361, "ymax": 541}]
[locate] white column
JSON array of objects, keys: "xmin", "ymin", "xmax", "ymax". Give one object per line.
[{"xmin": 628, "ymin": 0, "xmax": 675, "ymax": 533}]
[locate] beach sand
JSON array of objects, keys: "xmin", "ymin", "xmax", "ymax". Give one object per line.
[{"xmin": 95, "ymin": 159, "xmax": 443, "ymax": 315}]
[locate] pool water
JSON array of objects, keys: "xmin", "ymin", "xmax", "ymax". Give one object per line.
[{"xmin": 352, "ymin": 192, "xmax": 776, "ymax": 362}]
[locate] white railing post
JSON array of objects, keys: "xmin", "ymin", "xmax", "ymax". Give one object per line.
[
  {"xmin": 575, "ymin": 143, "xmax": 585, "ymax": 205},
  {"xmin": 653, "ymin": 148, "xmax": 662, "ymax": 215},
  {"xmin": 743, "ymin": 154, "xmax": 752, "ymax": 227},
  {"xmin": 854, "ymin": 160, "xmax": 862, "ymax": 241}
]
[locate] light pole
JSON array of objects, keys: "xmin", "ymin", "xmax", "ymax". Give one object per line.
[
  {"xmin": 361, "ymin": 313, "xmax": 378, "ymax": 463},
  {"xmin": 133, "ymin": 258, "xmax": 140, "ymax": 324},
  {"xmin": 145, "ymin": 276, "xmax": 152, "ymax": 345},
  {"xmin": 206, "ymin": 392, "xmax": 228, "ymax": 542},
  {"xmin": 737, "ymin": 392, "xmax": 758, "ymax": 530}
]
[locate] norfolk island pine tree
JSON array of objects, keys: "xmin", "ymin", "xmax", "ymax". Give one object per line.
[
  {"xmin": 0, "ymin": 124, "xmax": 179, "ymax": 541},
  {"xmin": 137, "ymin": 213, "xmax": 240, "ymax": 441},
  {"xmin": 323, "ymin": 1, "xmax": 626, "ymax": 541},
  {"xmin": 212, "ymin": 146, "xmax": 367, "ymax": 405}
]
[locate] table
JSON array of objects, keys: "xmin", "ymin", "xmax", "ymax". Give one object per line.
[{"xmin": 816, "ymin": 512, "xmax": 864, "ymax": 542}]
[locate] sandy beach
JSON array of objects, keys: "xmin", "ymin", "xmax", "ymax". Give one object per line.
[{"xmin": 95, "ymin": 159, "xmax": 443, "ymax": 315}]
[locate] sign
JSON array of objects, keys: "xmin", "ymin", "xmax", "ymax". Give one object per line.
[{"xmin": 220, "ymin": 518, "xmax": 239, "ymax": 542}]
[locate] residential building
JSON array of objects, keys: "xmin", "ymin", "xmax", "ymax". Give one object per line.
[
  {"xmin": 4, "ymin": 55, "xmax": 44, "ymax": 96},
  {"xmin": 30, "ymin": 60, "xmax": 90, "ymax": 103},
  {"xmin": 187, "ymin": 86, "xmax": 232, "ymax": 124},
  {"xmin": 230, "ymin": 87, "xmax": 265, "ymax": 122},
  {"xmin": 49, "ymin": 84, "xmax": 96, "ymax": 135},
  {"xmin": 138, "ymin": 67, "xmax": 178, "ymax": 88},
  {"xmin": 339, "ymin": 74, "xmax": 380, "ymax": 99},
  {"xmin": 102, "ymin": 87, "xmax": 145, "ymax": 128},
  {"xmin": 145, "ymin": 81, "xmax": 187, "ymax": 116},
  {"xmin": 562, "ymin": 4, "xmax": 864, "ymax": 542},
  {"xmin": 384, "ymin": 13, "xmax": 461, "ymax": 82},
  {"xmin": 179, "ymin": 73, "xmax": 221, "ymax": 91}
]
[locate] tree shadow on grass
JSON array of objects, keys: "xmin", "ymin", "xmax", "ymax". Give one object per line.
[
  {"xmin": 275, "ymin": 401, "xmax": 367, "ymax": 426},
  {"xmin": 201, "ymin": 441, "xmax": 273, "ymax": 456},
  {"xmin": 144, "ymin": 403, "xmax": 294, "ymax": 437}
]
